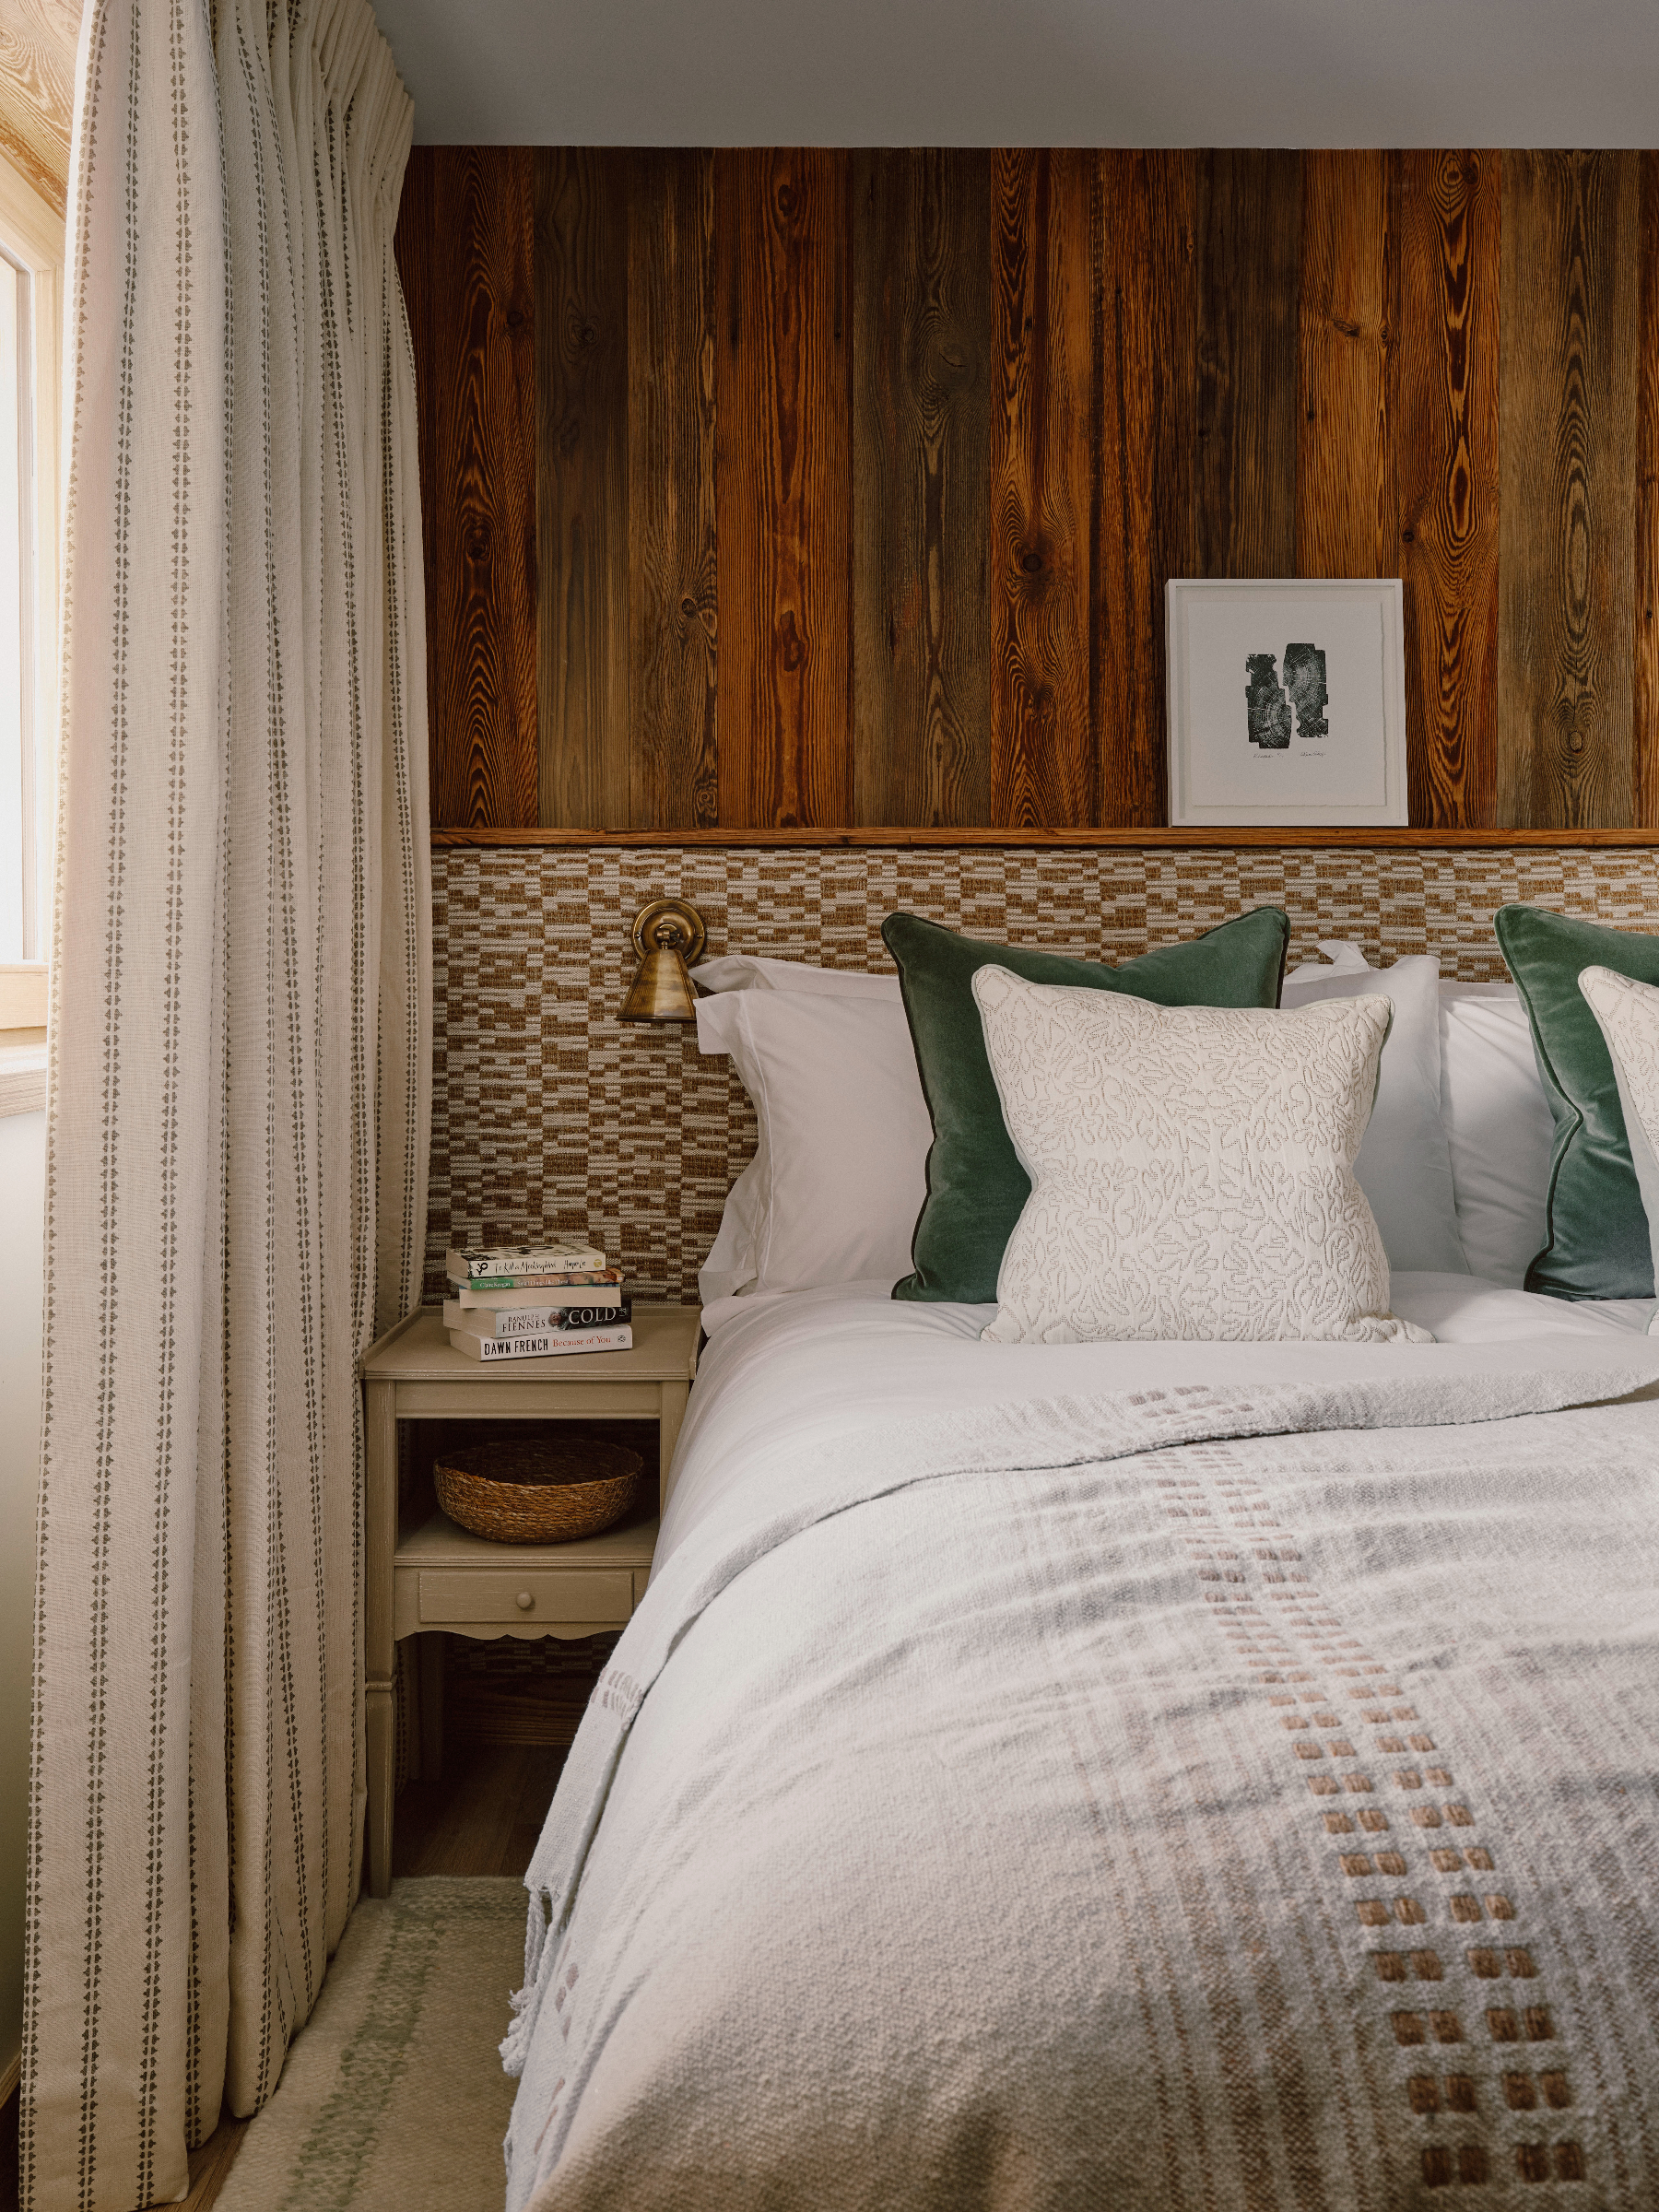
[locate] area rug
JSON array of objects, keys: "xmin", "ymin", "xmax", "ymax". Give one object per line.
[{"xmin": 216, "ymin": 1877, "xmax": 524, "ymax": 2212}]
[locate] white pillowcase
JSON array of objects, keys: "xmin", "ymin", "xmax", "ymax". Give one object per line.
[
  {"xmin": 693, "ymin": 987, "xmax": 931, "ymax": 1299},
  {"xmin": 1281, "ymin": 941, "xmax": 1466, "ymax": 1275},
  {"xmin": 1439, "ymin": 981, "xmax": 1555, "ymax": 1287},
  {"xmin": 1288, "ymin": 941, "xmax": 1558, "ymax": 1288},
  {"xmin": 1577, "ymin": 965, "xmax": 1659, "ymax": 1335},
  {"xmin": 691, "ymin": 954, "xmax": 900, "ymax": 1000},
  {"xmin": 972, "ymin": 965, "xmax": 1430, "ymax": 1344}
]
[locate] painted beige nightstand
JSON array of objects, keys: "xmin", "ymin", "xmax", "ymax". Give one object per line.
[{"xmin": 361, "ymin": 1302, "xmax": 700, "ymax": 1896}]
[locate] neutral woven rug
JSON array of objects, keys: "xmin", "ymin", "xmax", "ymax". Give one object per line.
[{"xmin": 217, "ymin": 1877, "xmax": 523, "ymax": 2212}]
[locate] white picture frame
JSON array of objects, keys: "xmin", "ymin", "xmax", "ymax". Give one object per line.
[{"xmin": 1166, "ymin": 578, "xmax": 1407, "ymax": 826}]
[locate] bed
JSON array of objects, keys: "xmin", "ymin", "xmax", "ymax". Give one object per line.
[
  {"xmin": 488, "ymin": 892, "xmax": 1659, "ymax": 2208},
  {"xmin": 500, "ymin": 1274, "xmax": 1659, "ymax": 2209}
]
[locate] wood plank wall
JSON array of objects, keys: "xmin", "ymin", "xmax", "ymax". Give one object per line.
[{"xmin": 394, "ymin": 147, "xmax": 1659, "ymax": 835}]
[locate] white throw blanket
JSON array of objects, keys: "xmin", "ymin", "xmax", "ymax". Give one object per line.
[{"xmin": 504, "ymin": 1362, "xmax": 1659, "ymax": 2209}]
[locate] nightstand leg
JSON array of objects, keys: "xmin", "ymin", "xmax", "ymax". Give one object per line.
[
  {"xmin": 658, "ymin": 1379, "xmax": 689, "ymax": 1515},
  {"xmin": 419, "ymin": 1631, "xmax": 447, "ymax": 1781},
  {"xmin": 365, "ymin": 1376, "xmax": 398, "ymax": 1897}
]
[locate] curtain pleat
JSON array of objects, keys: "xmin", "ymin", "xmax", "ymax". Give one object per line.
[{"xmin": 21, "ymin": 1, "xmax": 429, "ymax": 2202}]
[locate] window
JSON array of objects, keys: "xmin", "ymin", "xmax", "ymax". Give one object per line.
[
  {"xmin": 0, "ymin": 151, "xmax": 61, "ymax": 977},
  {"xmin": 0, "ymin": 235, "xmax": 41, "ymax": 960}
]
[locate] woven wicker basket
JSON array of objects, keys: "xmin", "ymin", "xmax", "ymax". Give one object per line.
[{"xmin": 433, "ymin": 1437, "xmax": 643, "ymax": 1545}]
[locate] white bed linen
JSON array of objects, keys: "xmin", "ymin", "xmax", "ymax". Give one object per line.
[
  {"xmin": 1282, "ymin": 949, "xmax": 1467, "ymax": 1275},
  {"xmin": 1439, "ymin": 985, "xmax": 1557, "ymax": 1283},
  {"xmin": 508, "ymin": 1288, "xmax": 1659, "ymax": 2211},
  {"xmin": 692, "ymin": 989, "xmax": 932, "ymax": 1297},
  {"xmin": 662, "ymin": 1273, "xmax": 1655, "ymax": 1555}
]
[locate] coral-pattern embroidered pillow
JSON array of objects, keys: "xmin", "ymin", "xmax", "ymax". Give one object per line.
[
  {"xmin": 1577, "ymin": 965, "xmax": 1659, "ymax": 1336},
  {"xmin": 971, "ymin": 967, "xmax": 1430, "ymax": 1345}
]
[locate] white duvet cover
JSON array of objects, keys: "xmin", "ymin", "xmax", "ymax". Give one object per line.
[
  {"xmin": 503, "ymin": 1281, "xmax": 1659, "ymax": 2211},
  {"xmin": 659, "ymin": 1274, "xmax": 1656, "ymax": 1554}
]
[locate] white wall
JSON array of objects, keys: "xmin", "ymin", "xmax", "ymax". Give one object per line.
[
  {"xmin": 374, "ymin": 0, "xmax": 1659, "ymax": 147},
  {"xmin": 0, "ymin": 1106, "xmax": 43, "ymax": 2094}
]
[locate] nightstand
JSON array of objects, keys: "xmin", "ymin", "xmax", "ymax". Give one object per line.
[{"xmin": 360, "ymin": 1302, "xmax": 701, "ymax": 1896}]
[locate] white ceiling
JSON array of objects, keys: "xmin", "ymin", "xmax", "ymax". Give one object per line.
[{"xmin": 373, "ymin": 0, "xmax": 1659, "ymax": 147}]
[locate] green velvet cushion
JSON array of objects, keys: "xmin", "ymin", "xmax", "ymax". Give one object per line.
[
  {"xmin": 882, "ymin": 907, "xmax": 1290, "ymax": 1303},
  {"xmin": 1493, "ymin": 903, "xmax": 1659, "ymax": 1300}
]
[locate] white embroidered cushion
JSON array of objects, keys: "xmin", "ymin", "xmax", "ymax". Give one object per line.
[
  {"xmin": 1577, "ymin": 965, "xmax": 1659, "ymax": 1336},
  {"xmin": 971, "ymin": 965, "xmax": 1431, "ymax": 1345}
]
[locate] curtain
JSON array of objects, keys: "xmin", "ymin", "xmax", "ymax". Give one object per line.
[{"xmin": 20, "ymin": 0, "xmax": 429, "ymax": 2203}]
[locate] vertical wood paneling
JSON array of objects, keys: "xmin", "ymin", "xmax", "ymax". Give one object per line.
[
  {"xmin": 419, "ymin": 147, "xmax": 538, "ymax": 829},
  {"xmin": 1498, "ymin": 152, "xmax": 1641, "ymax": 829},
  {"xmin": 537, "ymin": 148, "xmax": 631, "ymax": 828},
  {"xmin": 1396, "ymin": 150, "xmax": 1501, "ymax": 827},
  {"xmin": 1094, "ymin": 149, "xmax": 1197, "ymax": 827},
  {"xmin": 1298, "ymin": 150, "xmax": 1398, "ymax": 579},
  {"xmin": 989, "ymin": 147, "xmax": 1095, "ymax": 828},
  {"xmin": 406, "ymin": 144, "xmax": 1659, "ymax": 840},
  {"xmin": 1636, "ymin": 151, "xmax": 1659, "ymax": 828},
  {"xmin": 714, "ymin": 147, "xmax": 853, "ymax": 828},
  {"xmin": 851, "ymin": 148, "xmax": 992, "ymax": 828},
  {"xmin": 628, "ymin": 148, "xmax": 719, "ymax": 830},
  {"xmin": 393, "ymin": 148, "xmax": 438, "ymax": 794},
  {"xmin": 1194, "ymin": 150, "xmax": 1301, "ymax": 579}
]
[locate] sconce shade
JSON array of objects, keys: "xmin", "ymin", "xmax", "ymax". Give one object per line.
[{"xmin": 621, "ymin": 898, "xmax": 707, "ymax": 1023}]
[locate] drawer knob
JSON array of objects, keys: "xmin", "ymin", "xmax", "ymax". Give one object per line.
[{"xmin": 515, "ymin": 1590, "xmax": 535, "ymax": 1611}]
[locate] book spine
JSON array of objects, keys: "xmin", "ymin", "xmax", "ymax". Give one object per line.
[
  {"xmin": 447, "ymin": 1247, "xmax": 605, "ymax": 1280},
  {"xmin": 449, "ymin": 1326, "xmax": 633, "ymax": 1362},
  {"xmin": 449, "ymin": 1269, "xmax": 623, "ymax": 1299},
  {"xmin": 501, "ymin": 1301, "xmax": 630, "ymax": 1336},
  {"xmin": 441, "ymin": 1300, "xmax": 631, "ymax": 1337}
]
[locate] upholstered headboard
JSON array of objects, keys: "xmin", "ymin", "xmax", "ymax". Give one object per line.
[{"xmin": 426, "ymin": 841, "xmax": 1659, "ymax": 1304}]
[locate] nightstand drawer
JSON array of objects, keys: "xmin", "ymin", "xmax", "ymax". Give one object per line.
[{"xmin": 418, "ymin": 1568, "xmax": 635, "ymax": 1626}]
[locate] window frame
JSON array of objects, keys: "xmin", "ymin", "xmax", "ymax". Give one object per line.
[{"xmin": 0, "ymin": 149, "xmax": 62, "ymax": 1107}]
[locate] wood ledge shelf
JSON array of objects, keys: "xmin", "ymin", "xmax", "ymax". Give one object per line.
[{"xmin": 431, "ymin": 826, "xmax": 1659, "ymax": 852}]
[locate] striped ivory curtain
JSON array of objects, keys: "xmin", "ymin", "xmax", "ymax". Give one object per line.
[{"xmin": 20, "ymin": 1, "xmax": 430, "ymax": 2205}]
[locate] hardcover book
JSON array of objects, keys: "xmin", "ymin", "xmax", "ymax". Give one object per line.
[
  {"xmin": 447, "ymin": 1269, "xmax": 623, "ymax": 1301},
  {"xmin": 446, "ymin": 1324, "xmax": 633, "ymax": 1362},
  {"xmin": 441, "ymin": 1300, "xmax": 632, "ymax": 1338},
  {"xmin": 445, "ymin": 1242, "xmax": 606, "ymax": 1282}
]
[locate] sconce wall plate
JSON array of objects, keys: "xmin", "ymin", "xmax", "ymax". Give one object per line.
[{"xmin": 629, "ymin": 898, "xmax": 707, "ymax": 970}]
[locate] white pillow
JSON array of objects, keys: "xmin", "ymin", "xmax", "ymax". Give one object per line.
[
  {"xmin": 691, "ymin": 954, "xmax": 900, "ymax": 1000},
  {"xmin": 1439, "ymin": 982, "xmax": 1555, "ymax": 1287},
  {"xmin": 1577, "ymin": 966, "xmax": 1659, "ymax": 1335},
  {"xmin": 972, "ymin": 966, "xmax": 1430, "ymax": 1344},
  {"xmin": 1281, "ymin": 941, "xmax": 1466, "ymax": 1275},
  {"xmin": 693, "ymin": 989, "xmax": 931, "ymax": 1299},
  {"xmin": 1284, "ymin": 940, "xmax": 1371, "ymax": 980}
]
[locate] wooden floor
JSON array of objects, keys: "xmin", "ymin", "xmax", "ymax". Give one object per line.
[
  {"xmin": 0, "ymin": 1736, "xmax": 571, "ymax": 2212},
  {"xmin": 394, "ymin": 1736, "xmax": 571, "ymax": 1879}
]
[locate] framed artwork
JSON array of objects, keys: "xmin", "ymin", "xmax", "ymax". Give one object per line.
[{"xmin": 1166, "ymin": 578, "xmax": 1407, "ymax": 826}]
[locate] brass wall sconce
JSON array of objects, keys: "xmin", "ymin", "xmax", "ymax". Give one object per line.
[{"xmin": 620, "ymin": 897, "xmax": 707, "ymax": 1023}]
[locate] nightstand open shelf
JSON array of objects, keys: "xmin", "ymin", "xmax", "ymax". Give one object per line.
[{"xmin": 361, "ymin": 1302, "xmax": 700, "ymax": 1896}]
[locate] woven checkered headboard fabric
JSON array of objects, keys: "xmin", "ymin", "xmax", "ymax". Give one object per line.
[{"xmin": 428, "ymin": 843, "xmax": 1659, "ymax": 1305}]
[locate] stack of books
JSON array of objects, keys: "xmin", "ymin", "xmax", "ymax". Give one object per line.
[{"xmin": 442, "ymin": 1241, "xmax": 631, "ymax": 1362}]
